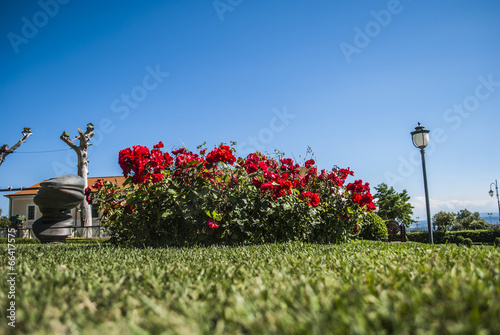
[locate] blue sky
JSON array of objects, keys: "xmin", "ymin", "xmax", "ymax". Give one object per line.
[{"xmin": 1, "ymin": 0, "xmax": 499, "ymax": 220}]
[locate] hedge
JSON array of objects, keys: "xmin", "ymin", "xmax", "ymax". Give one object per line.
[
  {"xmin": 0, "ymin": 237, "xmax": 110, "ymax": 244},
  {"xmin": 406, "ymin": 230, "xmax": 500, "ymax": 244}
]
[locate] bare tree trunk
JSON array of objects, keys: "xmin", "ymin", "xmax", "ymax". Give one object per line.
[
  {"xmin": 0, "ymin": 128, "xmax": 32, "ymax": 167},
  {"xmin": 60, "ymin": 124, "xmax": 94, "ymax": 236}
]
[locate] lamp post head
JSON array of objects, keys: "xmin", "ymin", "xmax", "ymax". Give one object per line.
[
  {"xmin": 411, "ymin": 122, "xmax": 430, "ymax": 149},
  {"xmin": 490, "ymin": 189, "xmax": 495, "ymax": 197}
]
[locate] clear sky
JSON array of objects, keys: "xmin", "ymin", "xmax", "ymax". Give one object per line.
[{"xmin": 1, "ymin": 0, "xmax": 499, "ymax": 220}]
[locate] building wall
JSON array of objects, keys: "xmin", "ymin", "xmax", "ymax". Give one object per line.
[
  {"xmin": 8, "ymin": 195, "xmax": 100, "ymax": 228},
  {"xmin": 9, "ymin": 195, "xmax": 42, "ymax": 228}
]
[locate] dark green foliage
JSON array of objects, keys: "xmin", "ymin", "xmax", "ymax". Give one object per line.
[
  {"xmin": 388, "ymin": 233, "xmax": 403, "ymax": 242},
  {"xmin": 452, "ymin": 209, "xmax": 489, "ymax": 231},
  {"xmin": 373, "ymin": 183, "xmax": 414, "ymax": 227},
  {"xmin": 455, "ymin": 235, "xmax": 465, "ymax": 245},
  {"xmin": 0, "ymin": 216, "xmax": 10, "ymax": 229},
  {"xmin": 65, "ymin": 237, "xmax": 110, "ymax": 244},
  {"xmin": 433, "ymin": 211, "xmax": 455, "ymax": 231},
  {"xmin": 464, "ymin": 237, "xmax": 473, "ymax": 247},
  {"xmin": 407, "ymin": 230, "xmax": 500, "ymax": 244},
  {"xmin": 0, "ymin": 208, "xmax": 10, "ymax": 228},
  {"xmin": 0, "ymin": 237, "xmax": 40, "ymax": 244},
  {"xmin": 0, "ymin": 237, "xmax": 109, "ymax": 244},
  {"xmin": 1, "ymin": 242, "xmax": 499, "ymax": 334},
  {"xmin": 494, "ymin": 237, "xmax": 500, "ymax": 247},
  {"xmin": 359, "ymin": 213, "xmax": 388, "ymax": 241}
]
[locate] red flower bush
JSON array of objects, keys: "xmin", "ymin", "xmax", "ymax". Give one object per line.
[{"xmin": 91, "ymin": 142, "xmax": 376, "ymax": 247}]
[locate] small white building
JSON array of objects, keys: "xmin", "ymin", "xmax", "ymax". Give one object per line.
[{"xmin": 4, "ymin": 176, "xmax": 126, "ymax": 237}]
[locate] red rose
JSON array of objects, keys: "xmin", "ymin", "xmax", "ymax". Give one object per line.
[
  {"xmin": 261, "ymin": 182, "xmax": 274, "ymax": 191},
  {"xmin": 305, "ymin": 159, "xmax": 315, "ymax": 168},
  {"xmin": 207, "ymin": 219, "xmax": 219, "ymax": 229},
  {"xmin": 245, "ymin": 162, "xmax": 258, "ymax": 174},
  {"xmin": 153, "ymin": 141, "xmax": 164, "ymax": 149}
]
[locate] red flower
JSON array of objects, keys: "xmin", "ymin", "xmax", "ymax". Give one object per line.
[
  {"xmin": 339, "ymin": 167, "xmax": 354, "ymax": 178},
  {"xmin": 92, "ymin": 180, "xmax": 102, "ymax": 189},
  {"xmin": 280, "ymin": 158, "xmax": 294, "ymax": 165},
  {"xmin": 258, "ymin": 161, "xmax": 268, "ymax": 171},
  {"xmin": 153, "ymin": 141, "xmax": 164, "ymax": 149},
  {"xmin": 305, "ymin": 159, "xmax": 315, "ymax": 168},
  {"xmin": 151, "ymin": 173, "xmax": 164, "ymax": 183},
  {"xmin": 245, "ymin": 162, "xmax": 258, "ymax": 174},
  {"xmin": 175, "ymin": 153, "xmax": 203, "ymax": 169},
  {"xmin": 252, "ymin": 177, "xmax": 262, "ymax": 188},
  {"xmin": 346, "ymin": 179, "xmax": 375, "ymax": 210},
  {"xmin": 301, "ymin": 191, "xmax": 320, "ymax": 207},
  {"xmin": 246, "ymin": 153, "xmax": 260, "ymax": 163},
  {"xmin": 207, "ymin": 219, "xmax": 219, "ymax": 229},
  {"xmin": 118, "ymin": 143, "xmax": 173, "ymax": 184},
  {"xmin": 280, "ymin": 180, "xmax": 293, "ymax": 190},
  {"xmin": 85, "ymin": 187, "xmax": 92, "ymax": 204},
  {"xmin": 308, "ymin": 193, "xmax": 320, "ymax": 207},
  {"xmin": 206, "ymin": 145, "xmax": 236, "ymax": 165},
  {"xmin": 261, "ymin": 182, "xmax": 274, "ymax": 192},
  {"xmin": 351, "ymin": 193, "xmax": 362, "ymax": 204}
]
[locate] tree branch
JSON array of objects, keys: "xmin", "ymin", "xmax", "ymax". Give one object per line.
[
  {"xmin": 0, "ymin": 128, "xmax": 32, "ymax": 167},
  {"xmin": 7, "ymin": 129, "xmax": 32, "ymax": 153},
  {"xmin": 60, "ymin": 133, "xmax": 79, "ymax": 152}
]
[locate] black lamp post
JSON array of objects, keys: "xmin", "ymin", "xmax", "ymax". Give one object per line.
[
  {"xmin": 411, "ymin": 123, "xmax": 433, "ymax": 244},
  {"xmin": 489, "ymin": 180, "xmax": 500, "ymax": 223}
]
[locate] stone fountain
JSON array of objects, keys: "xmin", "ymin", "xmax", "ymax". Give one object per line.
[{"xmin": 32, "ymin": 175, "xmax": 85, "ymax": 244}]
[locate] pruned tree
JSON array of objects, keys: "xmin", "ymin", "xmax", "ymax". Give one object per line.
[
  {"xmin": 60, "ymin": 123, "xmax": 94, "ymax": 233},
  {"xmin": 0, "ymin": 127, "xmax": 32, "ymax": 167}
]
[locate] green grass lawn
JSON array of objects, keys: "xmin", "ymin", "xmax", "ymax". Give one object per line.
[{"xmin": 1, "ymin": 241, "xmax": 499, "ymax": 334}]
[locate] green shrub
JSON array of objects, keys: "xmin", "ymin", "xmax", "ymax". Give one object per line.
[
  {"xmin": 407, "ymin": 230, "xmax": 500, "ymax": 244},
  {"xmin": 455, "ymin": 236, "xmax": 465, "ymax": 245},
  {"xmin": 494, "ymin": 237, "xmax": 500, "ymax": 247},
  {"xmin": 66, "ymin": 237, "xmax": 110, "ymax": 244},
  {"xmin": 0, "ymin": 238, "xmax": 40, "ymax": 244},
  {"xmin": 0, "ymin": 237, "xmax": 109, "ymax": 244},
  {"xmin": 464, "ymin": 237, "xmax": 473, "ymax": 247},
  {"xmin": 0, "ymin": 216, "xmax": 11, "ymax": 229},
  {"xmin": 359, "ymin": 213, "xmax": 388, "ymax": 241}
]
